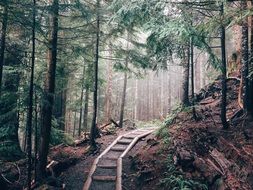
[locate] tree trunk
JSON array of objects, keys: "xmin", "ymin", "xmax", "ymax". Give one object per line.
[
  {"xmin": 104, "ymin": 44, "xmax": 113, "ymax": 122},
  {"xmin": 73, "ymin": 111, "xmax": 77, "ymax": 137},
  {"xmin": 134, "ymin": 79, "xmax": 138, "ymax": 120},
  {"xmin": 190, "ymin": 38, "xmax": 197, "ymax": 120},
  {"xmin": 27, "ymin": 0, "xmax": 36, "ymax": 189},
  {"xmin": 220, "ymin": 3, "xmax": 228, "ymax": 129},
  {"xmin": 119, "ymin": 66, "xmax": 128, "ymax": 127},
  {"xmin": 0, "ymin": 0, "xmax": 8, "ymax": 96},
  {"xmin": 78, "ymin": 89, "xmax": 84, "ymax": 136},
  {"xmin": 249, "ymin": 1, "xmax": 253, "ymax": 116},
  {"xmin": 34, "ymin": 92, "xmax": 38, "ymax": 183},
  {"xmin": 182, "ymin": 47, "xmax": 190, "ymax": 107},
  {"xmin": 119, "ymin": 35, "xmax": 129, "ymax": 127},
  {"xmin": 37, "ymin": 0, "xmax": 59, "ymax": 180},
  {"xmin": 79, "ymin": 62, "xmax": 87, "ymax": 136},
  {"xmin": 90, "ymin": 0, "xmax": 100, "ymax": 148},
  {"xmin": 61, "ymin": 90, "xmax": 67, "ymax": 130},
  {"xmin": 83, "ymin": 88, "xmax": 89, "ymax": 137},
  {"xmin": 241, "ymin": 1, "xmax": 249, "ymax": 113}
]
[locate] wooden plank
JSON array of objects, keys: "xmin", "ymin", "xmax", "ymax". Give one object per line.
[
  {"xmin": 116, "ymin": 129, "xmax": 155, "ymax": 190},
  {"xmin": 93, "ymin": 175, "xmax": 116, "ymax": 181},
  {"xmin": 83, "ymin": 128, "xmax": 155, "ymax": 190},
  {"xmin": 123, "ymin": 136, "xmax": 135, "ymax": 139},
  {"xmin": 83, "ymin": 135, "xmax": 123, "ymax": 190},
  {"xmin": 117, "ymin": 139, "xmax": 132, "ymax": 144},
  {"xmin": 111, "ymin": 147, "xmax": 126, "ymax": 151},
  {"xmin": 98, "ymin": 135, "xmax": 123, "ymax": 159},
  {"xmin": 116, "ymin": 158, "xmax": 122, "ymax": 190},
  {"xmin": 120, "ymin": 130, "xmax": 154, "ymax": 158},
  {"xmin": 97, "ymin": 164, "xmax": 117, "ymax": 169},
  {"xmin": 83, "ymin": 158, "xmax": 99, "ymax": 190}
]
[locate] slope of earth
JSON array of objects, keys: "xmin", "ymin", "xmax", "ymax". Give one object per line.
[{"xmin": 122, "ymin": 78, "xmax": 253, "ymax": 190}]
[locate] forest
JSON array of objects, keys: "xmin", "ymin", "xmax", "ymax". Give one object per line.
[{"xmin": 0, "ymin": 0, "xmax": 252, "ymax": 190}]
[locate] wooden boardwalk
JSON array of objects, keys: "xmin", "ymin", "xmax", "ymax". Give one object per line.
[{"xmin": 83, "ymin": 128, "xmax": 155, "ymax": 190}]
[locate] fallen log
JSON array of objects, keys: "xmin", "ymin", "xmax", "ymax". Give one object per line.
[
  {"xmin": 99, "ymin": 122, "xmax": 112, "ymax": 130},
  {"xmin": 110, "ymin": 119, "xmax": 120, "ymax": 128},
  {"xmin": 46, "ymin": 158, "xmax": 78, "ymax": 177},
  {"xmin": 74, "ymin": 138, "xmax": 88, "ymax": 146},
  {"xmin": 50, "ymin": 143, "xmax": 65, "ymax": 150},
  {"xmin": 229, "ymin": 109, "xmax": 243, "ymax": 122}
]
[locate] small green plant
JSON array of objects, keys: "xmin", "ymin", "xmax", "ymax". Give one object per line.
[
  {"xmin": 160, "ymin": 155, "xmax": 208, "ymax": 190},
  {"xmin": 50, "ymin": 117, "xmax": 74, "ymax": 146},
  {"xmin": 50, "ymin": 127, "xmax": 74, "ymax": 146},
  {"xmin": 156, "ymin": 104, "xmax": 183, "ymax": 139}
]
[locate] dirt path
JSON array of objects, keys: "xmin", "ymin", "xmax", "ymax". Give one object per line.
[{"xmin": 58, "ymin": 128, "xmax": 155, "ymax": 190}]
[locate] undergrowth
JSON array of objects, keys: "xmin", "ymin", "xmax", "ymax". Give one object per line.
[
  {"xmin": 136, "ymin": 119, "xmax": 162, "ymax": 129},
  {"xmin": 160, "ymin": 155, "xmax": 208, "ymax": 190},
  {"xmin": 51, "ymin": 118, "xmax": 74, "ymax": 146},
  {"xmin": 156, "ymin": 104, "xmax": 192, "ymax": 145},
  {"xmin": 156, "ymin": 104, "xmax": 184, "ymax": 143}
]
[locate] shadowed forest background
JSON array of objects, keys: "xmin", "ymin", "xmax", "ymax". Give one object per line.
[{"xmin": 0, "ymin": 0, "xmax": 253, "ymax": 190}]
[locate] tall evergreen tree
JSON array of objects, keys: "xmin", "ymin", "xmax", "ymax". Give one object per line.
[
  {"xmin": 90, "ymin": 0, "xmax": 101, "ymax": 148},
  {"xmin": 220, "ymin": 3, "xmax": 228, "ymax": 129},
  {"xmin": 26, "ymin": 0, "xmax": 36, "ymax": 188},
  {"xmin": 0, "ymin": 0, "xmax": 8, "ymax": 96},
  {"xmin": 37, "ymin": 0, "xmax": 59, "ymax": 179}
]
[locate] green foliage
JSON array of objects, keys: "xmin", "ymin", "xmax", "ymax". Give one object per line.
[
  {"xmin": 50, "ymin": 118, "xmax": 74, "ymax": 146},
  {"xmin": 156, "ymin": 104, "xmax": 183, "ymax": 140},
  {"xmin": 136, "ymin": 119, "xmax": 162, "ymax": 129},
  {"xmin": 160, "ymin": 155, "xmax": 208, "ymax": 190}
]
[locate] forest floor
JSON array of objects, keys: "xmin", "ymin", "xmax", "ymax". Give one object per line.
[
  {"xmin": 121, "ymin": 77, "xmax": 253, "ymax": 190},
  {"xmin": 1, "ymin": 77, "xmax": 253, "ymax": 190}
]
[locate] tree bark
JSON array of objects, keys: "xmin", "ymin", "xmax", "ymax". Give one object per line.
[
  {"xmin": 104, "ymin": 44, "xmax": 113, "ymax": 122},
  {"xmin": 249, "ymin": 0, "xmax": 253, "ymax": 116},
  {"xmin": 190, "ymin": 38, "xmax": 197, "ymax": 120},
  {"xmin": 73, "ymin": 111, "xmax": 77, "ymax": 137},
  {"xmin": 0, "ymin": 0, "xmax": 8, "ymax": 96},
  {"xmin": 134, "ymin": 79, "xmax": 138, "ymax": 120},
  {"xmin": 83, "ymin": 88, "xmax": 89, "ymax": 136},
  {"xmin": 79, "ymin": 62, "xmax": 87, "ymax": 136},
  {"xmin": 90, "ymin": 0, "xmax": 100, "ymax": 148},
  {"xmin": 119, "ymin": 66, "xmax": 128, "ymax": 127},
  {"xmin": 220, "ymin": 3, "xmax": 228, "ymax": 129},
  {"xmin": 119, "ymin": 34, "xmax": 129, "ymax": 127},
  {"xmin": 27, "ymin": 0, "xmax": 36, "ymax": 189},
  {"xmin": 78, "ymin": 89, "xmax": 84, "ymax": 136},
  {"xmin": 37, "ymin": 0, "xmax": 59, "ymax": 180},
  {"xmin": 182, "ymin": 47, "xmax": 190, "ymax": 107},
  {"xmin": 241, "ymin": 1, "xmax": 249, "ymax": 113},
  {"xmin": 34, "ymin": 92, "xmax": 38, "ymax": 183}
]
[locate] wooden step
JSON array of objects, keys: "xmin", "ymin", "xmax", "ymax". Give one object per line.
[
  {"xmin": 123, "ymin": 135, "xmax": 135, "ymax": 139},
  {"xmin": 110, "ymin": 146, "xmax": 125, "ymax": 151},
  {"xmin": 97, "ymin": 158, "xmax": 117, "ymax": 168},
  {"xmin": 97, "ymin": 164, "xmax": 117, "ymax": 169},
  {"xmin": 92, "ymin": 175, "xmax": 116, "ymax": 181},
  {"xmin": 117, "ymin": 139, "xmax": 132, "ymax": 144}
]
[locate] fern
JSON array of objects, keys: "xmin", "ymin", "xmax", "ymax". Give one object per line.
[{"xmin": 160, "ymin": 155, "xmax": 208, "ymax": 190}]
